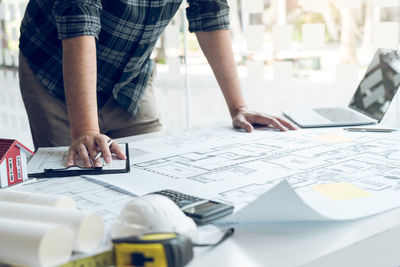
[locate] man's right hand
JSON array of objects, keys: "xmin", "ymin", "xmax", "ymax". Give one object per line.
[
  {"xmin": 66, "ymin": 131, "xmax": 126, "ymax": 167},
  {"xmin": 62, "ymin": 36, "xmax": 127, "ymax": 168}
]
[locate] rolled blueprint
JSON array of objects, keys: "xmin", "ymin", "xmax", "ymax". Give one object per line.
[
  {"xmin": 0, "ymin": 217, "xmax": 73, "ymax": 267},
  {"xmin": 0, "ymin": 190, "xmax": 76, "ymax": 209},
  {"xmin": 0, "ymin": 202, "xmax": 104, "ymax": 253}
]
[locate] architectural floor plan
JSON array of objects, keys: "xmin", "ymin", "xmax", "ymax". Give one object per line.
[{"xmin": 86, "ymin": 126, "xmax": 400, "ymax": 220}]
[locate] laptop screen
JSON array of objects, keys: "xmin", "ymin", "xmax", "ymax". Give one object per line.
[{"xmin": 349, "ymin": 49, "xmax": 400, "ymax": 121}]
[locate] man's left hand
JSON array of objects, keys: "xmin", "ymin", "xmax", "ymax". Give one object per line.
[{"xmin": 232, "ymin": 107, "xmax": 298, "ymax": 132}]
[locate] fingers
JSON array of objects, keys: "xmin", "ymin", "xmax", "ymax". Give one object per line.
[
  {"xmin": 267, "ymin": 117, "xmax": 288, "ymax": 131},
  {"xmin": 233, "ymin": 110, "xmax": 298, "ymax": 132},
  {"xmin": 93, "ymin": 157, "xmax": 102, "ymax": 167},
  {"xmin": 76, "ymin": 143, "xmax": 92, "ymax": 167},
  {"xmin": 276, "ymin": 117, "xmax": 298, "ymax": 130},
  {"xmin": 95, "ymin": 137, "xmax": 113, "ymax": 164},
  {"xmin": 249, "ymin": 113, "xmax": 288, "ymax": 131},
  {"xmin": 66, "ymin": 149, "xmax": 77, "ymax": 167},
  {"xmin": 89, "ymin": 146, "xmax": 103, "ymax": 167},
  {"xmin": 67, "ymin": 144, "xmax": 92, "ymax": 167},
  {"xmin": 67, "ymin": 134, "xmax": 119, "ymax": 168},
  {"xmin": 233, "ymin": 114, "xmax": 254, "ymax": 132},
  {"xmin": 110, "ymin": 142, "xmax": 127, "ymax": 160}
]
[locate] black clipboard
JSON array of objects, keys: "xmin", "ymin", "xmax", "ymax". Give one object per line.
[{"xmin": 28, "ymin": 143, "xmax": 130, "ymax": 178}]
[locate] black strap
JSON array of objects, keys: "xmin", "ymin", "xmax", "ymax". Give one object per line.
[
  {"xmin": 192, "ymin": 228, "xmax": 234, "ymax": 247},
  {"xmin": 44, "ymin": 165, "xmax": 103, "ymax": 172}
]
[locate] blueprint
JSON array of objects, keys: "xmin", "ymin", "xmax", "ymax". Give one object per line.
[{"xmin": 83, "ymin": 126, "xmax": 400, "ymax": 221}]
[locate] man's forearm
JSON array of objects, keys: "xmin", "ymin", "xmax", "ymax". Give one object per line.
[
  {"xmin": 196, "ymin": 30, "xmax": 246, "ymax": 116},
  {"xmin": 62, "ymin": 36, "xmax": 99, "ymax": 139}
]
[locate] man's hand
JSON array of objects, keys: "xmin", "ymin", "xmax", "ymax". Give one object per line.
[
  {"xmin": 232, "ymin": 107, "xmax": 298, "ymax": 132},
  {"xmin": 66, "ymin": 131, "xmax": 126, "ymax": 167},
  {"xmin": 61, "ymin": 36, "xmax": 128, "ymax": 167},
  {"xmin": 196, "ymin": 31, "xmax": 297, "ymax": 132}
]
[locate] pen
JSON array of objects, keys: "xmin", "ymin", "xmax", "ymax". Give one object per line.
[
  {"xmin": 94, "ymin": 139, "xmax": 113, "ymax": 160},
  {"xmin": 343, "ymin": 127, "xmax": 398, "ymax": 133}
]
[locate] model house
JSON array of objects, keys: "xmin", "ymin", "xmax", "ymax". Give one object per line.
[{"xmin": 0, "ymin": 139, "xmax": 33, "ymax": 188}]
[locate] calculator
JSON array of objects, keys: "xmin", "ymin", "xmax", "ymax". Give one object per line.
[{"xmin": 151, "ymin": 189, "xmax": 234, "ymax": 225}]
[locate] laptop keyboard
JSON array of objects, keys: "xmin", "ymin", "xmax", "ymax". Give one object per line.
[{"xmin": 313, "ymin": 108, "xmax": 369, "ymax": 122}]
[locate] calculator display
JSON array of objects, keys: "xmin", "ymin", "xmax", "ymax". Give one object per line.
[{"xmin": 183, "ymin": 201, "xmax": 215, "ymax": 215}]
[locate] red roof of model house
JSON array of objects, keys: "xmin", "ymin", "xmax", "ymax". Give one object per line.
[
  {"xmin": 0, "ymin": 139, "xmax": 34, "ymax": 188},
  {"xmin": 0, "ymin": 139, "xmax": 33, "ymax": 163}
]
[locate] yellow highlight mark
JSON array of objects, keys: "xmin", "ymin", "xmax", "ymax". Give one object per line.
[{"xmin": 311, "ymin": 182, "xmax": 373, "ymax": 200}]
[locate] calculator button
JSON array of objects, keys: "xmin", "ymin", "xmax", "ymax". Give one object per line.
[{"xmin": 152, "ymin": 190, "xmax": 208, "ymax": 209}]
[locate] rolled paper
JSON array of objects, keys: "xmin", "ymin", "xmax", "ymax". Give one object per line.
[
  {"xmin": 0, "ymin": 190, "xmax": 76, "ymax": 209},
  {"xmin": 0, "ymin": 202, "xmax": 104, "ymax": 253},
  {"xmin": 0, "ymin": 217, "xmax": 73, "ymax": 267}
]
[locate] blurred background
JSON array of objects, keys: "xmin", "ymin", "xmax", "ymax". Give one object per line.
[{"xmin": 0, "ymin": 0, "xmax": 399, "ymax": 150}]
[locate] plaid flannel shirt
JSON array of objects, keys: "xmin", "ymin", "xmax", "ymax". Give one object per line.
[{"xmin": 19, "ymin": 0, "xmax": 230, "ymax": 117}]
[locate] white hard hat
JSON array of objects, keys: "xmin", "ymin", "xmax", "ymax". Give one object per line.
[{"xmin": 111, "ymin": 194, "xmax": 197, "ymax": 240}]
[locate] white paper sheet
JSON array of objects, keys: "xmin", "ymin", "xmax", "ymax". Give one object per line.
[
  {"xmin": 219, "ymin": 180, "xmax": 327, "ymax": 223},
  {"xmin": 0, "ymin": 217, "xmax": 73, "ymax": 267},
  {"xmin": 28, "ymin": 145, "xmax": 127, "ymax": 174},
  {"xmin": 220, "ymin": 179, "xmax": 400, "ymax": 223},
  {"xmin": 0, "ymin": 190, "xmax": 76, "ymax": 209},
  {"xmin": 0, "ymin": 202, "xmax": 104, "ymax": 252}
]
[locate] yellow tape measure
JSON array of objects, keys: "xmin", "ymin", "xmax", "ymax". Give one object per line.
[
  {"xmin": 58, "ymin": 233, "xmax": 193, "ymax": 267},
  {"xmin": 58, "ymin": 229, "xmax": 233, "ymax": 267},
  {"xmin": 113, "ymin": 233, "xmax": 193, "ymax": 267},
  {"xmin": 58, "ymin": 250, "xmax": 113, "ymax": 267}
]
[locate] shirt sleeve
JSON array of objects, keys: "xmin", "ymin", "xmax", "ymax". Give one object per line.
[
  {"xmin": 54, "ymin": 0, "xmax": 102, "ymax": 40},
  {"xmin": 186, "ymin": 0, "xmax": 230, "ymax": 32}
]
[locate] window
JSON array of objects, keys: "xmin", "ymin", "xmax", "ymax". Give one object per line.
[
  {"xmin": 8, "ymin": 158, "xmax": 14, "ymax": 182},
  {"xmin": 16, "ymin": 155, "xmax": 21, "ymax": 180}
]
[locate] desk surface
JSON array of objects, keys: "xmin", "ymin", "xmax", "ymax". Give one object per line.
[
  {"xmin": 117, "ymin": 126, "xmax": 400, "ymax": 267},
  {"xmin": 188, "ymin": 209, "xmax": 400, "ymax": 267}
]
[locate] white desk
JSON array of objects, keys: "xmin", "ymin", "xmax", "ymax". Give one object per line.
[
  {"xmin": 189, "ymin": 210, "xmax": 400, "ymax": 267},
  {"xmin": 117, "ymin": 126, "xmax": 400, "ymax": 267}
]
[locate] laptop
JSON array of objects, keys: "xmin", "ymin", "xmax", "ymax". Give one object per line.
[{"xmin": 282, "ymin": 49, "xmax": 400, "ymax": 128}]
